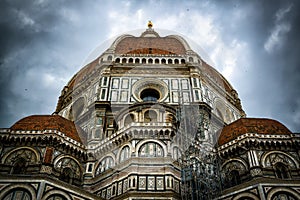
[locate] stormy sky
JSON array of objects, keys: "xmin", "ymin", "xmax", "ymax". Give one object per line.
[{"xmin": 0, "ymin": 0, "xmax": 299, "ymax": 132}]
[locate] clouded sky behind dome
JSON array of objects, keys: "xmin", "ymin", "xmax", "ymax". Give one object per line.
[{"xmin": 0, "ymin": 0, "xmax": 300, "ymax": 132}]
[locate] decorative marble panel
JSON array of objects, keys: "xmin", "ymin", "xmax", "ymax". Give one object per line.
[
  {"xmin": 182, "ymin": 92, "xmax": 190, "ymax": 102},
  {"xmin": 118, "ymin": 182, "xmax": 123, "ymax": 195},
  {"xmin": 171, "ymin": 79, "xmax": 179, "ymax": 90},
  {"xmin": 172, "ymin": 91, "xmax": 179, "ymax": 103},
  {"xmin": 157, "ymin": 176, "xmax": 164, "ymax": 190},
  {"xmin": 112, "ymin": 78, "xmax": 119, "ymax": 89},
  {"xmin": 120, "ymin": 91, "xmax": 128, "ymax": 102},
  {"xmin": 107, "ymin": 187, "xmax": 111, "ymax": 199},
  {"xmin": 181, "ymin": 79, "xmax": 189, "ymax": 90},
  {"xmin": 111, "ymin": 91, "xmax": 118, "ymax": 101},
  {"xmin": 123, "ymin": 179, "xmax": 128, "ymax": 192},
  {"xmin": 139, "ymin": 176, "xmax": 146, "ymax": 190},
  {"xmin": 148, "ymin": 176, "xmax": 155, "ymax": 190},
  {"xmin": 122, "ymin": 79, "xmax": 129, "ymax": 89}
]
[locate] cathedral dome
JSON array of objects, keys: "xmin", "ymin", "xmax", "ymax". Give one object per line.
[
  {"xmin": 218, "ymin": 118, "xmax": 292, "ymax": 146},
  {"xmin": 56, "ymin": 25, "xmax": 243, "ymax": 117},
  {"xmin": 10, "ymin": 115, "xmax": 84, "ymax": 144}
]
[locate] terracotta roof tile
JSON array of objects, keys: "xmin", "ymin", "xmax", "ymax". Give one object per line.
[
  {"xmin": 10, "ymin": 115, "xmax": 85, "ymax": 144},
  {"xmin": 218, "ymin": 118, "xmax": 291, "ymax": 146},
  {"xmin": 115, "ymin": 37, "xmax": 186, "ymax": 55}
]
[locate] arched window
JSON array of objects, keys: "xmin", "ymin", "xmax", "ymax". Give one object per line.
[
  {"xmin": 5, "ymin": 148, "xmax": 38, "ymax": 174},
  {"xmin": 47, "ymin": 195, "xmax": 68, "ymax": 200},
  {"xmin": 96, "ymin": 156, "xmax": 114, "ymax": 175},
  {"xmin": 168, "ymin": 59, "xmax": 173, "ymax": 64},
  {"xmin": 122, "ymin": 58, "xmax": 127, "ymax": 63},
  {"xmin": 3, "ymin": 189, "xmax": 31, "ymax": 200},
  {"xmin": 11, "ymin": 157, "xmax": 27, "ymax": 174},
  {"xmin": 189, "ymin": 57, "xmax": 194, "ymax": 63},
  {"xmin": 139, "ymin": 142, "xmax": 164, "ymax": 157},
  {"xmin": 135, "ymin": 58, "xmax": 140, "ymax": 63},
  {"xmin": 155, "ymin": 58, "xmax": 160, "ymax": 64},
  {"xmin": 120, "ymin": 146, "xmax": 130, "ymax": 162},
  {"xmin": 144, "ymin": 110, "xmax": 157, "ymax": 122},
  {"xmin": 124, "ymin": 114, "xmax": 135, "ymax": 126},
  {"xmin": 141, "ymin": 88, "xmax": 160, "ymax": 102},
  {"xmin": 54, "ymin": 157, "xmax": 82, "ymax": 184},
  {"xmin": 148, "ymin": 58, "xmax": 153, "ymax": 64},
  {"xmin": 181, "ymin": 59, "xmax": 186, "ymax": 64},
  {"xmin": 128, "ymin": 58, "xmax": 133, "ymax": 63},
  {"xmin": 237, "ymin": 197, "xmax": 255, "ymax": 200},
  {"xmin": 142, "ymin": 58, "xmax": 147, "ymax": 64},
  {"xmin": 60, "ymin": 167, "xmax": 73, "ymax": 183},
  {"xmin": 161, "ymin": 59, "xmax": 166, "ymax": 64},
  {"xmin": 115, "ymin": 58, "xmax": 120, "ymax": 63},
  {"xmin": 229, "ymin": 170, "xmax": 241, "ymax": 186},
  {"xmin": 174, "ymin": 59, "xmax": 179, "ymax": 64},
  {"xmin": 107, "ymin": 55, "xmax": 112, "ymax": 61},
  {"xmin": 272, "ymin": 192, "xmax": 297, "ymax": 200},
  {"xmin": 275, "ymin": 162, "xmax": 290, "ymax": 179}
]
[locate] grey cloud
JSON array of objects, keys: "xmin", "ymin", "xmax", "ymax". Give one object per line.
[{"xmin": 1, "ymin": 0, "xmax": 300, "ymax": 133}]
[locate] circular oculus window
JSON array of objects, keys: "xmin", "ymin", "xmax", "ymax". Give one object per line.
[{"xmin": 132, "ymin": 78, "xmax": 168, "ymax": 102}]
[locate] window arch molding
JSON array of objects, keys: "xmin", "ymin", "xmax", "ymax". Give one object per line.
[
  {"xmin": 117, "ymin": 144, "xmax": 132, "ymax": 164},
  {"xmin": 53, "ymin": 155, "xmax": 83, "ymax": 182},
  {"xmin": 135, "ymin": 139, "xmax": 167, "ymax": 158},
  {"xmin": 221, "ymin": 158, "xmax": 248, "ymax": 187},
  {"xmin": 267, "ymin": 188, "xmax": 300, "ymax": 200},
  {"xmin": 94, "ymin": 154, "xmax": 115, "ymax": 175},
  {"xmin": 2, "ymin": 147, "xmax": 40, "ymax": 164},
  {"xmin": 221, "ymin": 158, "xmax": 249, "ymax": 172},
  {"xmin": 0, "ymin": 184, "xmax": 36, "ymax": 200},
  {"xmin": 274, "ymin": 162, "xmax": 290, "ymax": 179},
  {"xmin": 232, "ymin": 192, "xmax": 259, "ymax": 200},
  {"xmin": 261, "ymin": 151, "xmax": 299, "ymax": 168},
  {"xmin": 53, "ymin": 155, "xmax": 83, "ymax": 172},
  {"xmin": 123, "ymin": 113, "xmax": 136, "ymax": 127},
  {"xmin": 143, "ymin": 109, "xmax": 158, "ymax": 122},
  {"xmin": 42, "ymin": 190, "xmax": 71, "ymax": 200}
]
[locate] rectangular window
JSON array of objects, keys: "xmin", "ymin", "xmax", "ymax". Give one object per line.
[
  {"xmin": 87, "ymin": 163, "xmax": 93, "ymax": 172},
  {"xmin": 193, "ymin": 78, "xmax": 198, "ymax": 88},
  {"xmin": 195, "ymin": 90, "xmax": 200, "ymax": 100},
  {"xmin": 100, "ymin": 88, "xmax": 106, "ymax": 100},
  {"xmin": 102, "ymin": 77, "xmax": 108, "ymax": 86}
]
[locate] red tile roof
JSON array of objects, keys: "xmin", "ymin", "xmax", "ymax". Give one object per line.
[
  {"xmin": 10, "ymin": 115, "xmax": 84, "ymax": 144},
  {"xmin": 115, "ymin": 37, "xmax": 186, "ymax": 55},
  {"xmin": 218, "ymin": 118, "xmax": 291, "ymax": 146}
]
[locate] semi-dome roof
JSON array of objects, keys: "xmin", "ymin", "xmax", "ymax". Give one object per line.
[
  {"xmin": 218, "ymin": 118, "xmax": 292, "ymax": 146},
  {"xmin": 10, "ymin": 115, "xmax": 84, "ymax": 144}
]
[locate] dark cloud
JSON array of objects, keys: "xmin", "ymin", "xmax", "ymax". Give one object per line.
[
  {"xmin": 1, "ymin": 0, "xmax": 299, "ymax": 133},
  {"xmin": 210, "ymin": 0, "xmax": 300, "ymax": 132},
  {"xmin": 0, "ymin": 0, "xmax": 109, "ymax": 126}
]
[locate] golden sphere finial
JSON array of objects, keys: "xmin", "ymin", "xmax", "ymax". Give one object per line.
[{"xmin": 148, "ymin": 20, "xmax": 153, "ymax": 28}]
